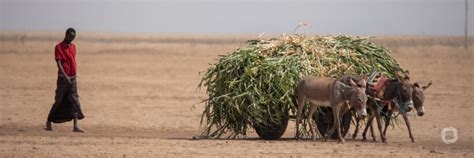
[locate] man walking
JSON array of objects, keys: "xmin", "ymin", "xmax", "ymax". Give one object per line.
[{"xmin": 45, "ymin": 28, "xmax": 85, "ymax": 132}]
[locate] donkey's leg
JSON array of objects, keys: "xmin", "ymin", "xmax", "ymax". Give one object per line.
[
  {"xmin": 338, "ymin": 103, "xmax": 350, "ymax": 140},
  {"xmin": 325, "ymin": 104, "xmax": 338, "ymax": 141},
  {"xmin": 402, "ymin": 112, "xmax": 415, "ymax": 142},
  {"xmin": 335, "ymin": 106, "xmax": 344, "ymax": 143},
  {"xmin": 295, "ymin": 94, "xmax": 306, "ymax": 140},
  {"xmin": 370, "ymin": 120, "xmax": 376, "ymax": 141},
  {"xmin": 327, "ymin": 104, "xmax": 343, "ymax": 143},
  {"xmin": 382, "ymin": 110, "xmax": 393, "ymax": 137},
  {"xmin": 367, "ymin": 107, "xmax": 376, "ymax": 141},
  {"xmin": 353, "ymin": 117, "xmax": 360, "ymax": 139},
  {"xmin": 374, "ymin": 111, "xmax": 386, "ymax": 142},
  {"xmin": 362, "ymin": 111, "xmax": 374, "ymax": 142},
  {"xmin": 353, "ymin": 100, "xmax": 367, "ymax": 141},
  {"xmin": 307, "ymin": 104, "xmax": 318, "ymax": 140}
]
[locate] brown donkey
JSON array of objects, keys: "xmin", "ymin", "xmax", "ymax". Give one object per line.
[
  {"xmin": 352, "ymin": 72, "xmax": 417, "ymax": 142},
  {"xmin": 295, "ymin": 76, "xmax": 368, "ymax": 143},
  {"xmin": 377, "ymin": 81, "xmax": 432, "ymax": 142}
]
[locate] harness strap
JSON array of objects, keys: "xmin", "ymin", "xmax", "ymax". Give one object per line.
[
  {"xmin": 387, "ymin": 101, "xmax": 392, "ymax": 111},
  {"xmin": 395, "ymin": 82, "xmax": 407, "ymax": 113},
  {"xmin": 370, "ymin": 96, "xmax": 392, "ymax": 116}
]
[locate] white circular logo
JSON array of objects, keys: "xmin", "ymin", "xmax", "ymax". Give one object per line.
[{"xmin": 441, "ymin": 127, "xmax": 458, "ymax": 144}]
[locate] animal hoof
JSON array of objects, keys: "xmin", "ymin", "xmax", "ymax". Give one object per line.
[
  {"xmin": 43, "ymin": 127, "xmax": 52, "ymax": 131},
  {"xmin": 73, "ymin": 128, "xmax": 85, "ymax": 133},
  {"xmin": 411, "ymin": 139, "xmax": 416, "ymax": 143},
  {"xmin": 339, "ymin": 139, "xmax": 345, "ymax": 144}
]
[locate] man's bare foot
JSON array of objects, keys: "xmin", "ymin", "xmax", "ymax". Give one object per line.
[
  {"xmin": 44, "ymin": 122, "xmax": 52, "ymax": 131},
  {"xmin": 73, "ymin": 128, "xmax": 84, "ymax": 133}
]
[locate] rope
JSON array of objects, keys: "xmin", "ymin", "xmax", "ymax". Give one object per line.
[
  {"xmin": 395, "ymin": 81, "xmax": 407, "ymax": 113},
  {"xmin": 368, "ymin": 96, "xmax": 386, "ymax": 113},
  {"xmin": 372, "ymin": 98, "xmax": 390, "ymax": 117}
]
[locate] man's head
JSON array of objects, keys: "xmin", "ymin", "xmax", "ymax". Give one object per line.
[{"xmin": 64, "ymin": 28, "xmax": 76, "ymax": 44}]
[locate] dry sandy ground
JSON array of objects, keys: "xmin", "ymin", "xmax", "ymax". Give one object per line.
[{"xmin": 0, "ymin": 33, "xmax": 473, "ymax": 157}]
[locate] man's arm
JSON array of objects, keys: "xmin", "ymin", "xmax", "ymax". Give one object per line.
[{"xmin": 56, "ymin": 60, "xmax": 72, "ymax": 84}]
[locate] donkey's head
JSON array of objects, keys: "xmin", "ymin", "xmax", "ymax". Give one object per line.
[
  {"xmin": 412, "ymin": 81, "xmax": 432, "ymax": 116},
  {"xmin": 348, "ymin": 78, "xmax": 368, "ymax": 119}
]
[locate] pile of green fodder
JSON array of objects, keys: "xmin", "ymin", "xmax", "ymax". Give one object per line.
[{"xmin": 198, "ymin": 34, "xmax": 404, "ymax": 138}]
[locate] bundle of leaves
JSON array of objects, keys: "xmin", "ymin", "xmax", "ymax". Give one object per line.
[{"xmin": 199, "ymin": 34, "xmax": 403, "ymax": 138}]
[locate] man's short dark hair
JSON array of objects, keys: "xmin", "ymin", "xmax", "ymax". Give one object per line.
[{"xmin": 66, "ymin": 28, "xmax": 76, "ymax": 35}]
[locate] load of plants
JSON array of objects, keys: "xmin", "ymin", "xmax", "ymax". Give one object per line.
[{"xmin": 198, "ymin": 33, "xmax": 403, "ymax": 139}]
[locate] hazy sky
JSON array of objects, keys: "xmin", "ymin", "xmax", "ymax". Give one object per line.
[{"xmin": 1, "ymin": 0, "xmax": 473, "ymax": 35}]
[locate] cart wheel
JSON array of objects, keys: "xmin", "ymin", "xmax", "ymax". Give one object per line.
[
  {"xmin": 314, "ymin": 107, "xmax": 352, "ymax": 139},
  {"xmin": 254, "ymin": 115, "xmax": 289, "ymax": 140}
]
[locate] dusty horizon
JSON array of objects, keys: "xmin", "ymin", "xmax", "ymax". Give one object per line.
[{"xmin": 1, "ymin": 0, "xmax": 473, "ymax": 36}]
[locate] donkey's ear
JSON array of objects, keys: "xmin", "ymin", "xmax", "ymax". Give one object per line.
[
  {"xmin": 403, "ymin": 72, "xmax": 410, "ymax": 81},
  {"xmin": 422, "ymin": 81, "xmax": 432, "ymax": 91},
  {"xmin": 349, "ymin": 78, "xmax": 357, "ymax": 87},
  {"xmin": 414, "ymin": 82, "xmax": 420, "ymax": 88}
]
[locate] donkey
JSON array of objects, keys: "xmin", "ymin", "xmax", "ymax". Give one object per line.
[
  {"xmin": 377, "ymin": 81, "xmax": 432, "ymax": 142},
  {"xmin": 352, "ymin": 72, "xmax": 416, "ymax": 143},
  {"xmin": 295, "ymin": 76, "xmax": 368, "ymax": 143}
]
